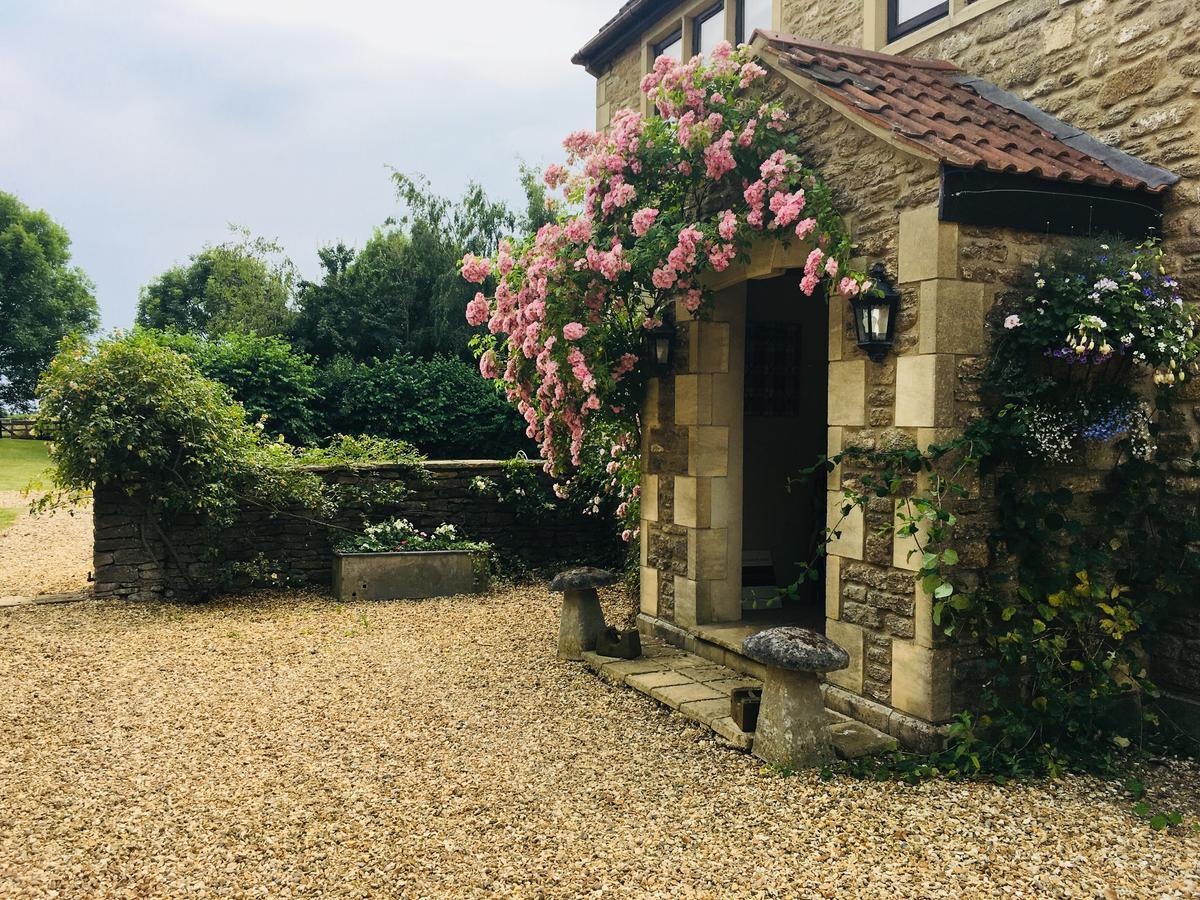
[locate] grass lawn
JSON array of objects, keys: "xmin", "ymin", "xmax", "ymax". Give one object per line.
[{"xmin": 0, "ymin": 437, "xmax": 51, "ymax": 491}]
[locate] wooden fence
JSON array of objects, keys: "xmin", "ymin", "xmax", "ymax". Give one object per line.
[{"xmin": 0, "ymin": 418, "xmax": 38, "ymax": 439}]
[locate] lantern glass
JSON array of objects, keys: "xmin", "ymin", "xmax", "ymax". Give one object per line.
[{"xmin": 860, "ymin": 300, "xmax": 890, "ymax": 342}]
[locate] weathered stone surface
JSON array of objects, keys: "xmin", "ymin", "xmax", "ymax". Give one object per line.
[
  {"xmin": 550, "ymin": 567, "xmax": 618, "ymax": 592},
  {"xmin": 753, "ymin": 668, "xmax": 834, "ymax": 769},
  {"xmin": 741, "ymin": 627, "xmax": 850, "ymax": 673},
  {"xmin": 558, "ymin": 588, "xmax": 607, "ymax": 662}
]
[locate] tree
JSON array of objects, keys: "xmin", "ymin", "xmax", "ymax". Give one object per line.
[
  {"xmin": 137, "ymin": 229, "xmax": 295, "ymax": 338},
  {"xmin": 294, "ymin": 170, "xmax": 548, "ymax": 362},
  {"xmin": 0, "ymin": 191, "xmax": 99, "ymax": 410},
  {"xmin": 315, "ymin": 353, "xmax": 528, "ymax": 458},
  {"xmin": 152, "ymin": 330, "xmax": 320, "ymax": 445}
]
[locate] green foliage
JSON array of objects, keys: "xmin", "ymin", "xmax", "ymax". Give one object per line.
[
  {"xmin": 136, "ymin": 229, "xmax": 295, "ymax": 338},
  {"xmin": 35, "ymin": 331, "xmax": 262, "ymax": 519},
  {"xmin": 793, "ymin": 238, "xmax": 1200, "ymax": 786},
  {"xmin": 151, "ymin": 330, "xmax": 320, "ymax": 445},
  {"xmin": 336, "ymin": 518, "xmax": 490, "ymax": 554},
  {"xmin": 0, "ymin": 191, "xmax": 99, "ymax": 410},
  {"xmin": 294, "ymin": 170, "xmax": 545, "ymax": 362},
  {"xmin": 35, "ymin": 331, "xmax": 429, "ymax": 533},
  {"xmin": 315, "ymin": 353, "xmax": 527, "ymax": 459}
]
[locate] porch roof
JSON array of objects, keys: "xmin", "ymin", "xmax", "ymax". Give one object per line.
[{"xmin": 756, "ymin": 33, "xmax": 1178, "ymax": 194}]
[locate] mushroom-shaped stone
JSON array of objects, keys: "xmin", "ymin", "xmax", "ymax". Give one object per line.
[
  {"xmin": 741, "ymin": 627, "xmax": 849, "ymax": 770},
  {"xmin": 551, "ymin": 567, "xmax": 615, "ymax": 661},
  {"xmin": 550, "ymin": 567, "xmax": 619, "ymax": 592}
]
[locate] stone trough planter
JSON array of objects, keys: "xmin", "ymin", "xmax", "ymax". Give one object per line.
[{"xmin": 332, "ymin": 550, "xmax": 482, "ymax": 601}]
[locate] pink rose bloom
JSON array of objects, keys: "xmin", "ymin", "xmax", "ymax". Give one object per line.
[
  {"xmin": 737, "ymin": 118, "xmax": 758, "ymax": 148},
  {"xmin": 461, "ymin": 254, "xmax": 491, "ymax": 284},
  {"xmin": 465, "ymin": 292, "xmax": 490, "ymax": 326},
  {"xmin": 564, "ymin": 216, "xmax": 592, "ymax": 244},
  {"xmin": 838, "ymin": 277, "xmax": 861, "ymax": 298},
  {"xmin": 479, "ymin": 349, "xmax": 499, "ymax": 379},
  {"xmin": 800, "ymin": 273, "xmax": 820, "ymax": 296},
  {"xmin": 632, "ymin": 207, "xmax": 660, "ymax": 237},
  {"xmin": 703, "ymin": 131, "xmax": 736, "ymax": 180},
  {"xmin": 621, "ymin": 529, "xmax": 633, "ymax": 543},
  {"xmin": 794, "ymin": 217, "xmax": 817, "ymax": 240},
  {"xmin": 718, "ymin": 209, "xmax": 737, "ymax": 241},
  {"xmin": 563, "ymin": 322, "xmax": 587, "ymax": 341},
  {"xmin": 768, "ymin": 190, "xmax": 806, "ymax": 228},
  {"xmin": 825, "ymin": 257, "xmax": 839, "ymax": 278},
  {"xmin": 543, "ymin": 164, "xmax": 568, "ymax": 189}
]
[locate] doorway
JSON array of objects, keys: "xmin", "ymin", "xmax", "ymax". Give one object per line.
[{"xmin": 740, "ymin": 272, "xmax": 829, "ymax": 632}]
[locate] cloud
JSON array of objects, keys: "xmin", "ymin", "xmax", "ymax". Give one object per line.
[{"xmin": 0, "ymin": 0, "xmax": 608, "ymax": 328}]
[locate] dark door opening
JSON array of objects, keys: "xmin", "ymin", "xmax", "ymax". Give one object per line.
[{"xmin": 741, "ymin": 272, "xmax": 828, "ymax": 632}]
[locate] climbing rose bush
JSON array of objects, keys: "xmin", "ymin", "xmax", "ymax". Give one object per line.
[{"xmin": 464, "ymin": 43, "xmax": 867, "ymax": 537}]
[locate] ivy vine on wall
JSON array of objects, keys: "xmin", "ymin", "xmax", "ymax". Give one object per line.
[{"xmin": 800, "ymin": 238, "xmax": 1200, "ymax": 788}]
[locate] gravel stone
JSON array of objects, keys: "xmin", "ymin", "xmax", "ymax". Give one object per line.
[
  {"xmin": 742, "ymin": 626, "xmax": 851, "ymax": 672},
  {"xmin": 0, "ymin": 588, "xmax": 1197, "ymax": 898},
  {"xmin": 0, "ymin": 492, "xmax": 92, "ymax": 598}
]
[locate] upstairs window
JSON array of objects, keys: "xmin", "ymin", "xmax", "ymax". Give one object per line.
[
  {"xmin": 888, "ymin": 0, "xmax": 949, "ymax": 40},
  {"xmin": 653, "ymin": 28, "xmax": 684, "ymax": 61},
  {"xmin": 694, "ymin": 3, "xmax": 726, "ymax": 57},
  {"xmin": 738, "ymin": 0, "xmax": 774, "ymax": 42}
]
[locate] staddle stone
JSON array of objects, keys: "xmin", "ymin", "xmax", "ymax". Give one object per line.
[
  {"xmin": 743, "ymin": 627, "xmax": 850, "ymax": 770},
  {"xmin": 742, "ymin": 626, "xmax": 849, "ymax": 673},
  {"xmin": 553, "ymin": 567, "xmax": 613, "ymax": 661},
  {"xmin": 550, "ymin": 567, "xmax": 619, "ymax": 592}
]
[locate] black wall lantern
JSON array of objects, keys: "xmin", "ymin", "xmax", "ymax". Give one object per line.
[
  {"xmin": 849, "ymin": 263, "xmax": 900, "ymax": 362},
  {"xmin": 645, "ymin": 316, "xmax": 675, "ymax": 374}
]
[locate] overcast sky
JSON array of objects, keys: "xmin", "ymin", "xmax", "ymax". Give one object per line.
[{"xmin": 0, "ymin": 0, "xmax": 604, "ymax": 329}]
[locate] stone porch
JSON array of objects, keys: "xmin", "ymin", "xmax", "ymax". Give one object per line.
[{"xmin": 582, "ymin": 637, "xmax": 894, "ymax": 759}]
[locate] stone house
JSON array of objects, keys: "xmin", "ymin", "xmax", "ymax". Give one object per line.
[{"xmin": 573, "ymin": 0, "xmax": 1199, "ymax": 747}]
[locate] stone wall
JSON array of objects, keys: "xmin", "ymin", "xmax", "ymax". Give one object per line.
[{"xmin": 92, "ymin": 461, "xmax": 620, "ymax": 602}]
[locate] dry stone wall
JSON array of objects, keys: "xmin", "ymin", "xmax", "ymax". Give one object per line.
[{"xmin": 92, "ymin": 461, "xmax": 619, "ymax": 602}]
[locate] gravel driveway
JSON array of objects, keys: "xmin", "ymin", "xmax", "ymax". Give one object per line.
[
  {"xmin": 1, "ymin": 588, "xmax": 1197, "ymax": 899},
  {"xmin": 0, "ymin": 492, "xmax": 92, "ymax": 598}
]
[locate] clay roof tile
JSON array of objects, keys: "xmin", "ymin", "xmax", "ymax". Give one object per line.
[{"xmin": 759, "ymin": 32, "xmax": 1178, "ymax": 193}]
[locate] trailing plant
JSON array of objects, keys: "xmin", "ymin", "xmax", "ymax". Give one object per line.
[
  {"xmin": 791, "ymin": 238, "xmax": 1200, "ymax": 787},
  {"xmin": 336, "ymin": 518, "xmax": 490, "ymax": 555},
  {"xmin": 463, "ymin": 43, "xmax": 877, "ymax": 538}
]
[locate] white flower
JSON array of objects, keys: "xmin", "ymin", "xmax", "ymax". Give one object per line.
[
  {"xmin": 1094, "ymin": 278, "xmax": 1119, "ymax": 292},
  {"xmin": 1004, "ymin": 314, "xmax": 1022, "ymax": 329},
  {"xmin": 1036, "ymin": 278, "xmax": 1046, "ymax": 288}
]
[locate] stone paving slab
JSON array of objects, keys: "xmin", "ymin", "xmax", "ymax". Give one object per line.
[
  {"xmin": 581, "ymin": 637, "xmax": 893, "ymax": 758},
  {"xmin": 0, "ymin": 591, "xmax": 90, "ymax": 609},
  {"xmin": 649, "ymin": 681, "xmax": 726, "ymax": 709},
  {"xmin": 626, "ymin": 670, "xmax": 695, "ymax": 692}
]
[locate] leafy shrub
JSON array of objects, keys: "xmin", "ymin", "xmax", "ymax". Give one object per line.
[
  {"xmin": 152, "ymin": 330, "xmax": 320, "ymax": 445},
  {"xmin": 336, "ymin": 519, "xmax": 489, "ymax": 554},
  {"xmin": 36, "ymin": 332, "xmax": 429, "ymax": 524},
  {"xmin": 315, "ymin": 353, "xmax": 528, "ymax": 458}
]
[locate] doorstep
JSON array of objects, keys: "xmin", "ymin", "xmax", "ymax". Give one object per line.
[{"xmin": 581, "ymin": 637, "xmax": 894, "ymax": 758}]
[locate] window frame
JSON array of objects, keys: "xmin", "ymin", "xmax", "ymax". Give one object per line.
[
  {"xmin": 692, "ymin": 2, "xmax": 726, "ymax": 57},
  {"xmin": 652, "ymin": 27, "xmax": 685, "ymax": 61},
  {"xmin": 736, "ymin": 0, "xmax": 774, "ymax": 44},
  {"xmin": 887, "ymin": 0, "xmax": 950, "ymax": 42}
]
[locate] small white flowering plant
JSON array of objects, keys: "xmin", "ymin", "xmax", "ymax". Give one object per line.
[
  {"xmin": 337, "ymin": 519, "xmax": 490, "ymax": 554},
  {"xmin": 1000, "ymin": 238, "xmax": 1198, "ymax": 385}
]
